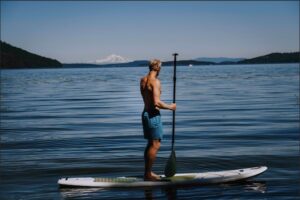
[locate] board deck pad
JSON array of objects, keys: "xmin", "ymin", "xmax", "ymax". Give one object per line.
[
  {"xmin": 58, "ymin": 166, "xmax": 267, "ymax": 188},
  {"xmin": 94, "ymin": 177, "xmax": 140, "ymax": 183}
]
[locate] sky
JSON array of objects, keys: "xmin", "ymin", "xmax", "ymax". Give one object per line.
[{"xmin": 1, "ymin": 1, "xmax": 299, "ymax": 63}]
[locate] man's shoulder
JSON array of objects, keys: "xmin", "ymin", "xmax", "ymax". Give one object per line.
[
  {"xmin": 140, "ymin": 75, "xmax": 160, "ymax": 86},
  {"xmin": 154, "ymin": 78, "xmax": 161, "ymax": 84},
  {"xmin": 148, "ymin": 78, "xmax": 160, "ymax": 88},
  {"xmin": 140, "ymin": 76, "xmax": 147, "ymax": 82}
]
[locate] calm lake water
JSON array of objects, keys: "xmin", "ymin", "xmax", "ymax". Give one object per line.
[{"xmin": 0, "ymin": 64, "xmax": 299, "ymax": 199}]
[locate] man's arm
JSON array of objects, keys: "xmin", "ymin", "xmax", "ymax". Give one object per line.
[{"xmin": 153, "ymin": 79, "xmax": 176, "ymax": 110}]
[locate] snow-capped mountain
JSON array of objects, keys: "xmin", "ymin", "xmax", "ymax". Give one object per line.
[{"xmin": 94, "ymin": 54, "xmax": 131, "ymax": 64}]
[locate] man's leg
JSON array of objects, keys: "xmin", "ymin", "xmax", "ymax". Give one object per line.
[{"xmin": 144, "ymin": 139, "xmax": 161, "ymax": 180}]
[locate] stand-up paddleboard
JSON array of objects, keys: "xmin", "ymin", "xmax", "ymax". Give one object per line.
[{"xmin": 58, "ymin": 166, "xmax": 267, "ymax": 188}]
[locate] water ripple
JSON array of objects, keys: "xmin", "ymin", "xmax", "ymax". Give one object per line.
[{"xmin": 0, "ymin": 64, "xmax": 299, "ymax": 199}]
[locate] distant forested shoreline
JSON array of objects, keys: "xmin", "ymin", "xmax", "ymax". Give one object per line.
[{"xmin": 1, "ymin": 41, "xmax": 299, "ymax": 69}]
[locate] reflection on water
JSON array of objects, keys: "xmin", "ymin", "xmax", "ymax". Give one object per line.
[
  {"xmin": 243, "ymin": 181, "xmax": 267, "ymax": 193},
  {"xmin": 59, "ymin": 180, "xmax": 267, "ymax": 200},
  {"xmin": 145, "ymin": 187, "xmax": 177, "ymax": 200},
  {"xmin": 60, "ymin": 188, "xmax": 106, "ymax": 199}
]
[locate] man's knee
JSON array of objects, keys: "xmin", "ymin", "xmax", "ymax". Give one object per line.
[
  {"xmin": 152, "ymin": 140, "xmax": 161, "ymax": 149},
  {"xmin": 148, "ymin": 139, "xmax": 161, "ymax": 149}
]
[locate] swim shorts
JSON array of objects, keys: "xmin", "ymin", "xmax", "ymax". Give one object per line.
[{"xmin": 142, "ymin": 110, "xmax": 163, "ymax": 140}]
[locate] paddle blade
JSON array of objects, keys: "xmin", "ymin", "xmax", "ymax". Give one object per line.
[{"xmin": 164, "ymin": 150, "xmax": 176, "ymax": 177}]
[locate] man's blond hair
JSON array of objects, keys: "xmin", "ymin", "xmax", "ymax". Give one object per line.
[{"xmin": 149, "ymin": 59, "xmax": 161, "ymax": 71}]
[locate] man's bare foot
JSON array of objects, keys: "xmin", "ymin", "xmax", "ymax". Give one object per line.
[
  {"xmin": 144, "ymin": 175, "xmax": 161, "ymax": 181},
  {"xmin": 144, "ymin": 172, "xmax": 161, "ymax": 181},
  {"xmin": 151, "ymin": 172, "xmax": 161, "ymax": 179}
]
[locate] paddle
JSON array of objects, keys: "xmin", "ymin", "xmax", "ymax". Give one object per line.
[{"xmin": 164, "ymin": 53, "xmax": 178, "ymax": 177}]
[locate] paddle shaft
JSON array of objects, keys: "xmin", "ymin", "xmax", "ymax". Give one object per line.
[{"xmin": 171, "ymin": 53, "xmax": 178, "ymax": 150}]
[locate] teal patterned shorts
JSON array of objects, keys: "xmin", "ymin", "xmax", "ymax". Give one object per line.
[{"xmin": 142, "ymin": 111, "xmax": 163, "ymax": 140}]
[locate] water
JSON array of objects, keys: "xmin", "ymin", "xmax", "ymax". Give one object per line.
[{"xmin": 0, "ymin": 63, "xmax": 299, "ymax": 199}]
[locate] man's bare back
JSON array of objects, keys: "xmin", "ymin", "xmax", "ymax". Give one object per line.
[{"xmin": 140, "ymin": 75, "xmax": 161, "ymax": 112}]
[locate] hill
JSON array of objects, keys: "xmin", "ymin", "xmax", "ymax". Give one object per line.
[
  {"xmin": 237, "ymin": 52, "xmax": 299, "ymax": 64},
  {"xmin": 0, "ymin": 41, "xmax": 62, "ymax": 68},
  {"xmin": 196, "ymin": 57, "xmax": 245, "ymax": 63}
]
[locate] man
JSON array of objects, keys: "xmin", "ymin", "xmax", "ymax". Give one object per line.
[{"xmin": 140, "ymin": 59, "xmax": 176, "ymax": 181}]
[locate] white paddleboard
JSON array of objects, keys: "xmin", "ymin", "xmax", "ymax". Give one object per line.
[{"xmin": 58, "ymin": 166, "xmax": 267, "ymax": 188}]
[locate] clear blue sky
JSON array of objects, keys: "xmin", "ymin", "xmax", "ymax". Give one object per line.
[{"xmin": 1, "ymin": 1, "xmax": 299, "ymax": 63}]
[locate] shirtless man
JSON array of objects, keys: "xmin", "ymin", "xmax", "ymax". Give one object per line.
[{"xmin": 140, "ymin": 59, "xmax": 176, "ymax": 181}]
